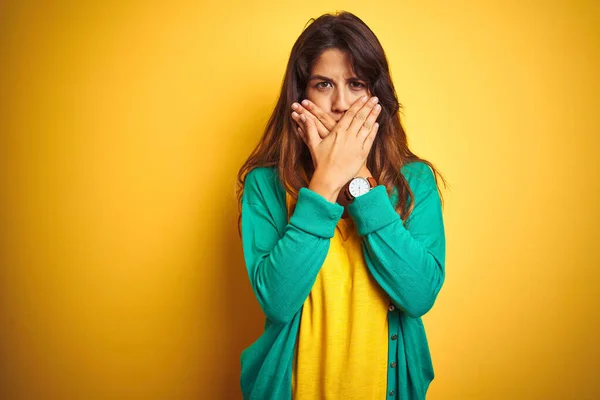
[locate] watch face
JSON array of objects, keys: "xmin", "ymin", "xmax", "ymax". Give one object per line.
[{"xmin": 349, "ymin": 177, "xmax": 371, "ymax": 197}]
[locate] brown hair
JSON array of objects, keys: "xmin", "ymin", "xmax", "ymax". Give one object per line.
[{"xmin": 235, "ymin": 11, "xmax": 447, "ymax": 236}]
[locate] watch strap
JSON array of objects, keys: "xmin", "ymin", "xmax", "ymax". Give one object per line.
[{"xmin": 366, "ymin": 176, "xmax": 377, "ymax": 189}]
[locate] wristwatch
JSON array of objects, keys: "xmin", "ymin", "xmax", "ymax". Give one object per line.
[{"xmin": 342, "ymin": 176, "xmax": 378, "ymax": 203}]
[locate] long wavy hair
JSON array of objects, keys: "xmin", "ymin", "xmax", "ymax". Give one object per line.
[{"xmin": 236, "ymin": 11, "xmax": 447, "ymax": 236}]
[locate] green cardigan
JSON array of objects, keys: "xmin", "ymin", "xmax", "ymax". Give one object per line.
[{"xmin": 239, "ymin": 161, "xmax": 446, "ymax": 399}]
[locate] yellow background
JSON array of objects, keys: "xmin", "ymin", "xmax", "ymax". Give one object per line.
[{"xmin": 1, "ymin": 1, "xmax": 598, "ymax": 398}]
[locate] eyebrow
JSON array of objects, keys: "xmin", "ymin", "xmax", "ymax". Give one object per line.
[{"xmin": 308, "ymin": 74, "xmax": 364, "ymax": 82}]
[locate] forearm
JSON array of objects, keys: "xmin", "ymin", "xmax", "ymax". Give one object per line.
[
  {"xmin": 361, "ymin": 220, "xmax": 445, "ymax": 317},
  {"xmin": 249, "ymin": 224, "xmax": 333, "ymax": 324},
  {"xmin": 242, "ymin": 187, "xmax": 344, "ymax": 324},
  {"xmin": 348, "ymin": 185, "xmax": 446, "ymax": 318}
]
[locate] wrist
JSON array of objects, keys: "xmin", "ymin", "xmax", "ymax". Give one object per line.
[
  {"xmin": 357, "ymin": 164, "xmax": 372, "ymax": 178},
  {"xmin": 308, "ymin": 174, "xmax": 342, "ymax": 203},
  {"xmin": 341, "ymin": 174, "xmax": 378, "ymax": 205}
]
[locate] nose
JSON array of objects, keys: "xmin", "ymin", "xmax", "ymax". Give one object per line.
[{"xmin": 331, "ymin": 88, "xmax": 350, "ymax": 114}]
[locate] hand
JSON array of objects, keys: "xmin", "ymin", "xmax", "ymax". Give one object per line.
[
  {"xmin": 291, "ymin": 99, "xmax": 373, "ymax": 177},
  {"xmin": 296, "ymin": 95, "xmax": 381, "ymax": 201},
  {"xmin": 291, "ymin": 99, "xmax": 337, "ymax": 139}
]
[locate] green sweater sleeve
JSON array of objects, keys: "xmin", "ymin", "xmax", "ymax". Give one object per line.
[
  {"xmin": 241, "ymin": 168, "xmax": 344, "ymax": 324},
  {"xmin": 347, "ymin": 162, "xmax": 446, "ymax": 318}
]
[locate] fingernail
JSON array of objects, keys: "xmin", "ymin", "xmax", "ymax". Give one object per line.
[
  {"xmin": 375, "ymin": 104, "xmax": 381, "ymax": 111},
  {"xmin": 292, "ymin": 103, "xmax": 299, "ymax": 110},
  {"xmin": 362, "ymin": 95, "xmax": 368, "ymax": 102},
  {"xmin": 292, "ymin": 111, "xmax": 299, "ymax": 118},
  {"xmin": 370, "ymin": 96, "xmax": 379, "ymax": 104},
  {"xmin": 301, "ymin": 100, "xmax": 309, "ymax": 106}
]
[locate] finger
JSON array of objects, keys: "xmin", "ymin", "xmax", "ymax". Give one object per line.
[
  {"xmin": 292, "ymin": 103, "xmax": 328, "ymax": 139},
  {"xmin": 297, "ymin": 125, "xmax": 310, "ymax": 146},
  {"xmin": 300, "ymin": 114, "xmax": 320, "ymax": 147},
  {"xmin": 294, "ymin": 122, "xmax": 307, "ymax": 144},
  {"xmin": 291, "ymin": 111, "xmax": 304, "ymax": 130},
  {"xmin": 291, "ymin": 111, "xmax": 312, "ymax": 138},
  {"xmin": 336, "ymin": 95, "xmax": 369, "ymax": 131},
  {"xmin": 298, "ymin": 126, "xmax": 307, "ymax": 143},
  {"xmin": 362, "ymin": 122, "xmax": 380, "ymax": 153},
  {"xmin": 348, "ymin": 96, "xmax": 379, "ymax": 135},
  {"xmin": 300, "ymin": 100, "xmax": 336, "ymax": 131},
  {"xmin": 356, "ymin": 103, "xmax": 382, "ymax": 139}
]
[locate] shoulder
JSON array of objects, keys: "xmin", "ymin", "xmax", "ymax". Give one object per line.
[
  {"xmin": 244, "ymin": 166, "xmax": 279, "ymax": 188},
  {"xmin": 400, "ymin": 161, "xmax": 437, "ymax": 195},
  {"xmin": 242, "ymin": 166, "xmax": 285, "ymax": 207}
]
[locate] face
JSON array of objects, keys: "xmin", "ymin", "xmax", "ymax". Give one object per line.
[{"xmin": 304, "ymin": 48, "xmax": 370, "ymax": 122}]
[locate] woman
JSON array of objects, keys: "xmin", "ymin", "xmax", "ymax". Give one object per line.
[{"xmin": 236, "ymin": 11, "xmax": 447, "ymax": 400}]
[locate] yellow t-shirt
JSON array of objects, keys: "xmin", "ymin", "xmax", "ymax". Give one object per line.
[{"xmin": 286, "ymin": 192, "xmax": 390, "ymax": 399}]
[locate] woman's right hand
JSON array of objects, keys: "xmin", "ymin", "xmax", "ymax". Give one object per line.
[{"xmin": 296, "ymin": 95, "xmax": 381, "ymax": 202}]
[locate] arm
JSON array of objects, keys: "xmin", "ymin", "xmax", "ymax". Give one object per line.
[
  {"xmin": 241, "ymin": 184, "xmax": 344, "ymax": 324},
  {"xmin": 347, "ymin": 168, "xmax": 446, "ymax": 318}
]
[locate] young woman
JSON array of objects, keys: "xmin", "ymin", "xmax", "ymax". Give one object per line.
[{"xmin": 236, "ymin": 11, "xmax": 447, "ymax": 400}]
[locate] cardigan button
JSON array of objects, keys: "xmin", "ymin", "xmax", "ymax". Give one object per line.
[
  {"xmin": 390, "ymin": 361, "xmax": 397, "ymax": 368},
  {"xmin": 391, "ymin": 334, "xmax": 397, "ymax": 340},
  {"xmin": 389, "ymin": 390, "xmax": 395, "ymax": 396},
  {"xmin": 388, "ymin": 304, "xmax": 395, "ymax": 312}
]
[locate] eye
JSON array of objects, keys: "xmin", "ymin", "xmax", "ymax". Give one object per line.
[
  {"xmin": 350, "ymin": 81, "xmax": 366, "ymax": 90},
  {"xmin": 315, "ymin": 81, "xmax": 332, "ymax": 89}
]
